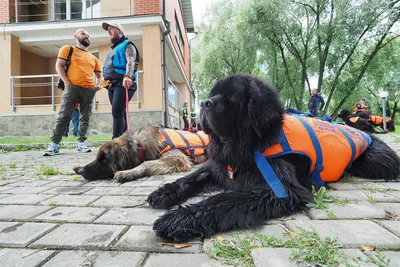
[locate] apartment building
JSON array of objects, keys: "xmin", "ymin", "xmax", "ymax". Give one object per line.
[{"xmin": 0, "ymin": 0, "xmax": 195, "ymax": 136}]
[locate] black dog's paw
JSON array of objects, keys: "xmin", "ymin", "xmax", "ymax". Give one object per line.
[
  {"xmin": 153, "ymin": 207, "xmax": 201, "ymax": 242},
  {"xmin": 147, "ymin": 184, "xmax": 181, "ymax": 209}
]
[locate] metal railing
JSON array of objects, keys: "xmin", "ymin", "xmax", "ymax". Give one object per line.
[
  {"xmin": 168, "ymin": 78, "xmax": 186, "ymax": 111},
  {"xmin": 10, "ymin": 70, "xmax": 144, "ymax": 112}
]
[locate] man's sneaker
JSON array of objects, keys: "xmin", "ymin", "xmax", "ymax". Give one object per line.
[
  {"xmin": 43, "ymin": 143, "xmax": 59, "ymax": 156},
  {"xmin": 76, "ymin": 142, "xmax": 91, "ymax": 153}
]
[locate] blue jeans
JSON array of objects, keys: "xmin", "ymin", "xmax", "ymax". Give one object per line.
[{"xmin": 64, "ymin": 109, "xmax": 79, "ymax": 137}]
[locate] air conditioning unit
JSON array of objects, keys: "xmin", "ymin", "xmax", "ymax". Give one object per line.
[{"xmin": 29, "ymin": 0, "xmax": 46, "ymax": 6}]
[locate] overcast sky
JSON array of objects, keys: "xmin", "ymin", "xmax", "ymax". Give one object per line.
[{"xmin": 191, "ymin": 0, "xmax": 215, "ymax": 26}]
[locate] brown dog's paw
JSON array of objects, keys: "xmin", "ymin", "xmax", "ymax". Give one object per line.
[
  {"xmin": 113, "ymin": 170, "xmax": 137, "ymax": 183},
  {"xmin": 72, "ymin": 164, "xmax": 83, "ymax": 174}
]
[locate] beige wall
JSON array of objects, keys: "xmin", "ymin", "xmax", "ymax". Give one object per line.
[
  {"xmin": 101, "ymin": 0, "xmax": 134, "ymax": 17},
  {"xmin": 0, "ymin": 35, "xmax": 20, "ymax": 113}
]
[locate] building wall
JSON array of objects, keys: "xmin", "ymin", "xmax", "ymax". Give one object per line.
[
  {"xmin": 0, "ymin": 0, "xmax": 15, "ymax": 23},
  {"xmin": 134, "ymin": 0, "xmax": 161, "ymax": 15},
  {"xmin": 101, "ymin": 0, "xmax": 135, "ymax": 17},
  {"xmin": 166, "ymin": 0, "xmax": 191, "ymax": 83}
]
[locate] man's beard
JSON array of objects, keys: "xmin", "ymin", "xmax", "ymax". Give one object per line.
[
  {"xmin": 110, "ymin": 35, "xmax": 121, "ymax": 44},
  {"xmin": 78, "ymin": 37, "xmax": 90, "ymax": 47}
]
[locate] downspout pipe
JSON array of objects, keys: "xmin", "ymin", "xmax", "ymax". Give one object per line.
[{"xmin": 162, "ymin": 0, "xmax": 171, "ymax": 127}]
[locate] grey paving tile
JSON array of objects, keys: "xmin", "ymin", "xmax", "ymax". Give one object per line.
[
  {"xmin": 41, "ymin": 195, "xmax": 99, "ymax": 206},
  {"xmin": 113, "ymin": 225, "xmax": 202, "ymax": 253},
  {"xmin": 31, "ymin": 223, "xmax": 126, "ymax": 249},
  {"xmin": 120, "ymin": 180, "xmax": 164, "ymax": 187},
  {"xmin": 10, "ymin": 180, "xmax": 56, "ymax": 187},
  {"xmin": 90, "ymin": 196, "xmax": 146, "ymax": 208},
  {"xmin": 1, "ymin": 186, "xmax": 54, "ymax": 194},
  {"xmin": 0, "ymin": 248, "xmax": 56, "ymax": 267},
  {"xmin": 251, "ymin": 248, "xmax": 298, "ymax": 267},
  {"xmin": 34, "ymin": 206, "xmax": 107, "ymax": 223},
  {"xmin": 47, "ymin": 180, "xmax": 86, "ymax": 187},
  {"xmin": 328, "ymin": 190, "xmax": 398, "ymax": 202},
  {"xmin": 128, "ymin": 186, "xmax": 158, "ymax": 196},
  {"xmin": 365, "ymin": 251, "xmax": 400, "ymax": 267},
  {"xmin": 375, "ymin": 203, "xmax": 400, "ymax": 217},
  {"xmin": 327, "ymin": 182, "xmax": 390, "ymax": 191},
  {"xmin": 82, "ymin": 180, "xmax": 122, "ymax": 187},
  {"xmin": 0, "ymin": 205, "xmax": 52, "ymax": 220},
  {"xmin": 144, "ymin": 253, "xmax": 224, "ymax": 267},
  {"xmin": 378, "ymin": 221, "xmax": 400, "ymax": 237},
  {"xmin": 40, "ymin": 186, "xmax": 93, "ymax": 195},
  {"xmin": 0, "ymin": 186, "xmax": 16, "ymax": 192},
  {"xmin": 308, "ymin": 202, "xmax": 387, "ymax": 219},
  {"xmin": 0, "ymin": 194, "xmax": 54, "ymax": 205},
  {"xmin": 83, "ymin": 187, "xmax": 133, "ymax": 196},
  {"xmin": 0, "ymin": 222, "xmax": 57, "ymax": 247},
  {"xmin": 286, "ymin": 219, "xmax": 400, "ymax": 249},
  {"xmin": 94, "ymin": 208, "xmax": 164, "ymax": 225},
  {"xmin": 42, "ymin": 250, "xmax": 146, "ymax": 267}
]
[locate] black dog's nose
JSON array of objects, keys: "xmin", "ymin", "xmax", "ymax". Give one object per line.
[
  {"xmin": 78, "ymin": 168, "xmax": 84, "ymax": 175},
  {"xmin": 201, "ymin": 99, "xmax": 213, "ymax": 108}
]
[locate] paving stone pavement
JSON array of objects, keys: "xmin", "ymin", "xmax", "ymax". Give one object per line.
[{"xmin": 0, "ymin": 134, "xmax": 399, "ymax": 266}]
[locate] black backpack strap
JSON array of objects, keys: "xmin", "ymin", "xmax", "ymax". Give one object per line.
[
  {"xmin": 65, "ymin": 46, "xmax": 74, "ymax": 73},
  {"xmin": 174, "ymin": 130, "xmax": 195, "ymax": 159}
]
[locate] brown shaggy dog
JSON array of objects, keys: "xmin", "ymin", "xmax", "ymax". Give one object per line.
[{"xmin": 73, "ymin": 125, "xmax": 208, "ymax": 182}]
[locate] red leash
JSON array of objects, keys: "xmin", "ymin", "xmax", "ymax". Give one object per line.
[{"xmin": 126, "ymin": 86, "xmax": 130, "ymax": 132}]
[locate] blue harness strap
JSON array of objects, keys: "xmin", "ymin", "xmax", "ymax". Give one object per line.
[
  {"xmin": 254, "ymin": 151, "xmax": 288, "ymax": 198},
  {"xmin": 332, "ymin": 124, "xmax": 356, "ymax": 174},
  {"xmin": 293, "ymin": 114, "xmax": 325, "ymax": 187}
]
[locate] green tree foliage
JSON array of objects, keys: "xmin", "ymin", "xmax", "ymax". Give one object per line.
[{"xmin": 192, "ymin": 0, "xmax": 400, "ymax": 118}]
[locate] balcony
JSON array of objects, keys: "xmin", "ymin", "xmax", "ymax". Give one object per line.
[{"xmin": 13, "ymin": 0, "xmax": 156, "ymax": 24}]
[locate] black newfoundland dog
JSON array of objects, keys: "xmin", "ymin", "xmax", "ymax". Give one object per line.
[
  {"xmin": 147, "ymin": 75, "xmax": 400, "ymax": 242},
  {"xmin": 338, "ymin": 110, "xmax": 380, "ymax": 134}
]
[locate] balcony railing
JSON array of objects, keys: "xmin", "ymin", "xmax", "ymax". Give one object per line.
[
  {"xmin": 10, "ymin": 71, "xmax": 144, "ymax": 111},
  {"xmin": 168, "ymin": 78, "xmax": 186, "ymax": 111},
  {"xmin": 14, "ymin": 0, "xmax": 134, "ymax": 23}
]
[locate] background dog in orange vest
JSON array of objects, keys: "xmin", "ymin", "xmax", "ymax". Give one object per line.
[
  {"xmin": 72, "ymin": 125, "xmax": 209, "ymax": 182},
  {"xmin": 357, "ymin": 111, "xmax": 396, "ymax": 132},
  {"xmin": 338, "ymin": 110, "xmax": 383, "ymax": 134}
]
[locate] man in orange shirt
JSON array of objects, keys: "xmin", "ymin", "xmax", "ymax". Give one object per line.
[{"xmin": 43, "ymin": 29, "xmax": 102, "ymax": 156}]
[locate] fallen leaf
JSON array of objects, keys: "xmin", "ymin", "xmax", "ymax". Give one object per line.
[
  {"xmin": 158, "ymin": 242, "xmax": 192, "ymax": 249},
  {"xmin": 80, "ymin": 261, "xmax": 93, "ymax": 267},
  {"xmin": 216, "ymin": 236, "xmax": 225, "ymax": 242},
  {"xmin": 122, "ymin": 212, "xmax": 128, "ymax": 217},
  {"xmin": 360, "ymin": 245, "xmax": 375, "ymax": 251}
]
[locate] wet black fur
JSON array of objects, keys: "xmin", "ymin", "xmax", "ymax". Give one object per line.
[{"xmin": 147, "ymin": 75, "xmax": 400, "ymax": 242}]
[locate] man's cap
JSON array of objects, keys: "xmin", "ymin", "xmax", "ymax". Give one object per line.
[
  {"xmin": 102, "ymin": 22, "xmax": 124, "ymax": 34},
  {"xmin": 361, "ymin": 98, "xmax": 367, "ymax": 102}
]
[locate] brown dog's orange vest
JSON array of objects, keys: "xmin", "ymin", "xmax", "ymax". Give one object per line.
[
  {"xmin": 368, "ymin": 115, "xmax": 391, "ymax": 125},
  {"xmin": 262, "ymin": 114, "xmax": 371, "ymax": 183},
  {"xmin": 158, "ymin": 128, "xmax": 209, "ymax": 158}
]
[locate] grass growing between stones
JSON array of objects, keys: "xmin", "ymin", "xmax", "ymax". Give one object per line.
[
  {"xmin": 307, "ymin": 187, "xmax": 350, "ymax": 218},
  {"xmin": 206, "ymin": 228, "xmax": 391, "ymax": 267},
  {"xmin": 35, "ymin": 164, "xmax": 60, "ymax": 176},
  {"xmin": 206, "ymin": 228, "xmax": 347, "ymax": 267}
]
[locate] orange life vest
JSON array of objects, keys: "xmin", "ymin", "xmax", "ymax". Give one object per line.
[
  {"xmin": 262, "ymin": 114, "xmax": 371, "ymax": 185},
  {"xmin": 354, "ymin": 102, "xmax": 367, "ymax": 112},
  {"xmin": 368, "ymin": 115, "xmax": 391, "ymax": 125},
  {"xmin": 158, "ymin": 128, "xmax": 209, "ymax": 158}
]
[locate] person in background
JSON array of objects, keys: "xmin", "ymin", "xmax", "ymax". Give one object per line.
[
  {"xmin": 181, "ymin": 102, "xmax": 189, "ymax": 130},
  {"xmin": 308, "ymin": 88, "xmax": 325, "ymax": 117},
  {"xmin": 102, "ymin": 22, "xmax": 140, "ymax": 139},
  {"xmin": 43, "ymin": 29, "xmax": 102, "ymax": 156},
  {"xmin": 354, "ymin": 98, "xmax": 368, "ymax": 114}
]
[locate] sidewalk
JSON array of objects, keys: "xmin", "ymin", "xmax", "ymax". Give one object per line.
[{"xmin": 0, "ymin": 135, "xmax": 399, "ymax": 267}]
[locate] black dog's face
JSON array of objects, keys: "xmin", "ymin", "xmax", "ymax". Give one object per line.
[
  {"xmin": 77, "ymin": 141, "xmax": 139, "ymax": 180},
  {"xmin": 200, "ymin": 75, "xmax": 284, "ymax": 146},
  {"xmin": 338, "ymin": 110, "xmax": 350, "ymax": 120},
  {"xmin": 200, "ymin": 79, "xmax": 245, "ymax": 138}
]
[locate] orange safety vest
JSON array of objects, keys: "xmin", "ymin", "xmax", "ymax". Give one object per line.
[
  {"xmin": 369, "ymin": 115, "xmax": 391, "ymax": 125},
  {"xmin": 158, "ymin": 127, "xmax": 209, "ymax": 158},
  {"xmin": 261, "ymin": 114, "xmax": 371, "ymax": 187}
]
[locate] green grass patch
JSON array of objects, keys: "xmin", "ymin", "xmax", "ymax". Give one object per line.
[
  {"xmin": 206, "ymin": 229, "xmax": 390, "ymax": 267},
  {"xmin": 307, "ymin": 187, "xmax": 350, "ymax": 218},
  {"xmin": 35, "ymin": 164, "xmax": 60, "ymax": 176},
  {"xmin": 0, "ymin": 135, "xmax": 111, "ymax": 144}
]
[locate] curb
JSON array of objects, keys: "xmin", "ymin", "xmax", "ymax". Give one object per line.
[{"xmin": 0, "ymin": 140, "xmax": 108, "ymax": 151}]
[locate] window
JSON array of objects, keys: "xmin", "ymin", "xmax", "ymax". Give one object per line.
[
  {"xmin": 52, "ymin": 0, "xmax": 101, "ymax": 20},
  {"xmin": 175, "ymin": 15, "xmax": 185, "ymax": 56}
]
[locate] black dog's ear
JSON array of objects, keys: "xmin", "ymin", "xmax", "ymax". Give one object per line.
[{"xmin": 247, "ymin": 78, "xmax": 283, "ymax": 140}]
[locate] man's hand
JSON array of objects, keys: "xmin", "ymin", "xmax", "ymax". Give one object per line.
[
  {"xmin": 92, "ymin": 85, "xmax": 101, "ymax": 92},
  {"xmin": 123, "ymin": 76, "xmax": 133, "ymax": 90}
]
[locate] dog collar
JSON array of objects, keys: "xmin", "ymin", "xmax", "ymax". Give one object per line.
[
  {"xmin": 226, "ymin": 165, "xmax": 237, "ymax": 179},
  {"xmin": 135, "ymin": 140, "xmax": 144, "ymax": 164}
]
